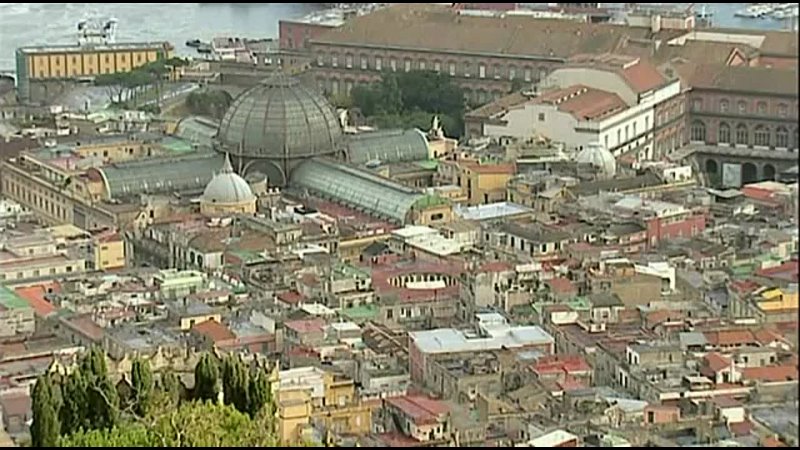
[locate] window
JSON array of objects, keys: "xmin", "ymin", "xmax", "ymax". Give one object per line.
[
  {"xmin": 776, "ymin": 126, "xmax": 789, "ymax": 148},
  {"xmin": 508, "ymin": 66, "xmax": 516, "ymax": 80},
  {"xmin": 493, "ymin": 64, "xmax": 501, "ymax": 79},
  {"xmin": 479, "ymin": 64, "xmax": 486, "ymax": 79},
  {"xmin": 375, "ymin": 56, "xmax": 382, "ymax": 71},
  {"xmin": 778, "ymin": 103, "xmax": 788, "ymax": 117},
  {"xmin": 360, "ymin": 55, "xmax": 367, "ymax": 70},
  {"xmin": 524, "ymin": 67, "xmax": 531, "ymax": 82},
  {"xmin": 757, "ymin": 101, "xmax": 767, "ymax": 115},
  {"xmin": 538, "ymin": 113, "xmax": 545, "ymax": 121},
  {"xmin": 690, "ymin": 120, "xmax": 706, "ymax": 141},
  {"xmin": 345, "ymin": 54, "xmax": 353, "ymax": 68},
  {"xmin": 692, "ymin": 99, "xmax": 702, "ymax": 111},
  {"xmin": 434, "ymin": 60, "xmax": 441, "ymax": 72},
  {"xmin": 419, "ymin": 59, "xmax": 426, "ymax": 70},
  {"xmin": 605, "ymin": 135, "xmax": 609, "ymax": 148},
  {"xmin": 719, "ymin": 99, "xmax": 729, "ymax": 113},
  {"xmin": 404, "ymin": 58, "xmax": 411, "ymax": 72},
  {"xmin": 625, "ymin": 125, "xmax": 629, "ymax": 141},
  {"xmin": 645, "ymin": 116, "xmax": 649, "ymax": 130},
  {"xmin": 737, "ymin": 100, "xmax": 747, "ymax": 114},
  {"xmin": 718, "ymin": 122, "xmax": 731, "ymax": 143},
  {"xmin": 735, "ymin": 123, "xmax": 749, "ymax": 145},
  {"xmin": 387, "ymin": 309, "xmax": 393, "ymax": 319},
  {"xmin": 331, "ymin": 53, "xmax": 338, "ymax": 67},
  {"xmin": 316, "ymin": 54, "xmax": 324, "ymax": 66},
  {"xmin": 66, "ymin": 266, "xmax": 73, "ymax": 273},
  {"xmin": 617, "ymin": 129, "xmax": 621, "ymax": 145},
  {"xmin": 633, "ymin": 122, "xmax": 637, "ymax": 136},
  {"xmin": 448, "ymin": 62, "xmax": 456, "ymax": 76},
  {"xmin": 463, "ymin": 62, "xmax": 471, "ymax": 77},
  {"xmin": 390, "ymin": 58, "xmax": 397, "ymax": 72},
  {"xmin": 754, "ymin": 125, "xmax": 770, "ymax": 146}
]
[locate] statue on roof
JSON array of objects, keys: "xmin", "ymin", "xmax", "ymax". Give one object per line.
[{"xmin": 429, "ymin": 115, "xmax": 444, "ymax": 140}]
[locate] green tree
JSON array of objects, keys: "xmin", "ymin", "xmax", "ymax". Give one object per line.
[
  {"xmin": 222, "ymin": 355, "xmax": 250, "ymax": 414},
  {"xmin": 158, "ymin": 371, "xmax": 182, "ymax": 406},
  {"xmin": 58, "ymin": 401, "xmax": 286, "ymax": 447},
  {"xmin": 80, "ymin": 347, "xmax": 119, "ymax": 430},
  {"xmin": 31, "ymin": 374, "xmax": 60, "ymax": 447},
  {"xmin": 60, "ymin": 369, "xmax": 89, "ymax": 435},
  {"xmin": 246, "ymin": 370, "xmax": 274, "ymax": 420},
  {"xmin": 194, "ymin": 353, "xmax": 220, "ymax": 403},
  {"xmin": 130, "ymin": 358, "xmax": 154, "ymax": 417}
]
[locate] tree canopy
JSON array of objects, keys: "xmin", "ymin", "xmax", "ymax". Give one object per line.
[
  {"xmin": 58, "ymin": 401, "xmax": 282, "ymax": 447},
  {"xmin": 186, "ymin": 90, "xmax": 233, "ymax": 120},
  {"xmin": 32, "ymin": 349, "xmax": 287, "ymax": 447},
  {"xmin": 349, "ymin": 71, "xmax": 465, "ymax": 137}
]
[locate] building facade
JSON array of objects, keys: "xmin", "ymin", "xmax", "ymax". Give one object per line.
[{"xmin": 15, "ymin": 41, "xmax": 172, "ymax": 102}]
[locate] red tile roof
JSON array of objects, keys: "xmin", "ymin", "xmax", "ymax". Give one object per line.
[
  {"xmin": 729, "ymin": 280, "xmax": 762, "ymax": 294},
  {"xmin": 462, "ymin": 161, "xmax": 516, "ymax": 175},
  {"xmin": 741, "ymin": 365, "xmax": 799, "ymax": 382},
  {"xmin": 386, "ymin": 395, "xmax": 449, "ymax": 426},
  {"xmin": 14, "ymin": 283, "xmax": 59, "ymax": 317},
  {"xmin": 284, "ymin": 318, "xmax": 326, "ymax": 334},
  {"xmin": 704, "ymin": 330, "xmax": 756, "ymax": 347},
  {"xmin": 763, "ymin": 437, "xmax": 788, "ymax": 447},
  {"xmin": 479, "ymin": 261, "xmax": 514, "ymax": 273},
  {"xmin": 702, "ymin": 352, "xmax": 732, "ymax": 374},
  {"xmin": 728, "ymin": 420, "xmax": 753, "ymax": 437},
  {"xmin": 546, "ymin": 277, "xmax": 577, "ymax": 295},
  {"xmin": 191, "ymin": 319, "xmax": 235, "ymax": 343},
  {"xmin": 277, "ymin": 290, "xmax": 305, "ymax": 305},
  {"xmin": 538, "ymin": 85, "xmax": 627, "ymax": 121},
  {"xmin": 63, "ymin": 314, "xmax": 104, "ymax": 342},
  {"xmin": 756, "ymin": 261, "xmax": 799, "ymax": 283},
  {"xmin": 531, "ymin": 355, "xmax": 591, "ymax": 377},
  {"xmin": 621, "ymin": 60, "xmax": 666, "ymax": 93},
  {"xmin": 754, "ymin": 328, "xmax": 787, "ymax": 346}
]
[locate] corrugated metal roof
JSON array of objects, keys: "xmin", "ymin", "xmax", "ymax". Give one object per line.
[{"xmin": 290, "ymin": 158, "xmax": 424, "ymax": 224}]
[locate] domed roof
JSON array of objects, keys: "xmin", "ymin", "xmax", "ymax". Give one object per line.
[
  {"xmin": 201, "ymin": 154, "xmax": 256, "ymax": 204},
  {"xmin": 576, "ymin": 143, "xmax": 616, "ymax": 178},
  {"xmin": 215, "ymin": 73, "xmax": 342, "ymax": 160}
]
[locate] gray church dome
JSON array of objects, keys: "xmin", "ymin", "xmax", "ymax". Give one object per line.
[
  {"xmin": 576, "ymin": 143, "xmax": 617, "ymax": 179},
  {"xmin": 202, "ymin": 154, "xmax": 255, "ymax": 204},
  {"xmin": 215, "ymin": 73, "xmax": 343, "ymax": 161}
]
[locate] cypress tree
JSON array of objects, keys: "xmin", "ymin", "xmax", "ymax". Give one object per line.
[
  {"xmin": 31, "ymin": 374, "xmax": 60, "ymax": 447},
  {"xmin": 159, "ymin": 371, "xmax": 182, "ymax": 405},
  {"xmin": 81, "ymin": 347, "xmax": 119, "ymax": 430},
  {"xmin": 246, "ymin": 370, "xmax": 272, "ymax": 419},
  {"xmin": 60, "ymin": 369, "xmax": 89, "ymax": 435},
  {"xmin": 130, "ymin": 358, "xmax": 153, "ymax": 417},
  {"xmin": 194, "ymin": 353, "xmax": 220, "ymax": 402},
  {"xmin": 222, "ymin": 355, "xmax": 250, "ymax": 414}
]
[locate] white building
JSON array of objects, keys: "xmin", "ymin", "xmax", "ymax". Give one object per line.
[{"xmin": 475, "ymin": 55, "xmax": 682, "ymax": 162}]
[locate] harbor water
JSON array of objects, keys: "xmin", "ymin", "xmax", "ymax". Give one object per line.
[{"xmin": 0, "ymin": 3, "xmax": 795, "ymax": 72}]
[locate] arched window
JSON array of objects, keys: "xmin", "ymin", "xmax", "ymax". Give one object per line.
[
  {"xmin": 493, "ymin": 64, "xmax": 501, "ymax": 79},
  {"xmin": 754, "ymin": 125, "xmax": 770, "ymax": 146},
  {"xmin": 735, "ymin": 124, "xmax": 749, "ymax": 145},
  {"xmin": 737, "ymin": 100, "xmax": 747, "ymax": 114},
  {"xmin": 757, "ymin": 101, "xmax": 767, "ymax": 115},
  {"xmin": 719, "ymin": 99, "xmax": 729, "ymax": 113},
  {"xmin": 778, "ymin": 103, "xmax": 788, "ymax": 117},
  {"xmin": 690, "ymin": 120, "xmax": 706, "ymax": 142},
  {"xmin": 508, "ymin": 65, "xmax": 516, "ymax": 80},
  {"xmin": 718, "ymin": 122, "xmax": 731, "ymax": 143},
  {"xmin": 418, "ymin": 59, "xmax": 426, "ymax": 71},
  {"xmin": 776, "ymin": 126, "xmax": 789, "ymax": 148}
]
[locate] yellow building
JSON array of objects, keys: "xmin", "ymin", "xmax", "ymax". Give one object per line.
[
  {"xmin": 93, "ymin": 231, "xmax": 126, "ymax": 271},
  {"xmin": 15, "ymin": 41, "xmax": 172, "ymax": 101},
  {"xmin": 268, "ymin": 366, "xmax": 375, "ymax": 445},
  {"xmin": 438, "ymin": 157, "xmax": 516, "ymax": 206},
  {"xmin": 758, "ymin": 288, "xmax": 799, "ymax": 312}
]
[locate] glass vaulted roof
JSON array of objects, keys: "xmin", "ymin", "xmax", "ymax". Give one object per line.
[
  {"xmin": 98, "ymin": 152, "xmax": 223, "ymax": 199},
  {"xmin": 290, "ymin": 158, "xmax": 424, "ymax": 224}
]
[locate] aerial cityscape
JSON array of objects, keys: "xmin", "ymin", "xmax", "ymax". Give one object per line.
[{"xmin": 0, "ymin": 2, "xmax": 797, "ymax": 447}]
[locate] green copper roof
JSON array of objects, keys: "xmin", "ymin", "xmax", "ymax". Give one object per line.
[{"xmin": 0, "ymin": 284, "xmax": 30, "ymax": 310}]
